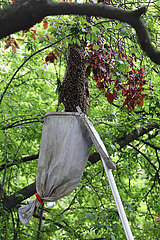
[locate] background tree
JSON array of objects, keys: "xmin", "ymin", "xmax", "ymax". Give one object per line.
[{"xmin": 0, "ymin": 0, "xmax": 160, "ymax": 239}]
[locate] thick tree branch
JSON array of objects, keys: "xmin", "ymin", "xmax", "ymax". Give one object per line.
[
  {"xmin": 0, "ymin": 152, "xmax": 100, "ymax": 171},
  {"xmin": 2, "ymin": 121, "xmax": 159, "ymax": 210},
  {"xmin": 0, "ymin": 154, "xmax": 39, "ymax": 171},
  {"xmin": 1, "ymin": 153, "xmax": 101, "ymax": 210},
  {"xmin": 3, "ymin": 182, "xmax": 36, "ymax": 210},
  {"xmin": 0, "ymin": 0, "xmax": 159, "ymax": 64},
  {"xmin": 1, "ymin": 154, "xmax": 101, "ymax": 210},
  {"xmin": 117, "ymin": 122, "xmax": 159, "ymax": 148}
]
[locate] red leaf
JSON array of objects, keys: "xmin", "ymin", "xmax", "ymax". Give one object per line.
[
  {"xmin": 113, "ymin": 89, "xmax": 119, "ymax": 100},
  {"xmin": 43, "ymin": 20, "xmax": 48, "ymax": 30},
  {"xmin": 129, "ymin": 60, "xmax": 133, "ymax": 67},
  {"xmin": 16, "ymin": 38, "xmax": 24, "ymax": 42},
  {"xmin": 31, "ymin": 34, "xmax": 36, "ymax": 40},
  {"xmin": 31, "ymin": 29, "xmax": 36, "ymax": 34},
  {"xmin": 54, "ymin": 48, "xmax": 61, "ymax": 57},
  {"xmin": 30, "ymin": 29, "xmax": 37, "ymax": 40},
  {"xmin": 45, "ymin": 35, "xmax": 50, "ymax": 40},
  {"xmin": 45, "ymin": 52, "xmax": 57, "ymax": 64},
  {"xmin": 137, "ymin": 94, "xmax": 147, "ymax": 107},
  {"xmin": 105, "ymin": 92, "xmax": 114, "ymax": 104},
  {"xmin": 97, "ymin": 82, "xmax": 105, "ymax": 91},
  {"xmin": 12, "ymin": 45, "xmax": 17, "ymax": 53}
]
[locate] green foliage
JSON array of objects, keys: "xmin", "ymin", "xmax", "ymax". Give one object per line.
[{"xmin": 0, "ymin": 0, "xmax": 160, "ymax": 239}]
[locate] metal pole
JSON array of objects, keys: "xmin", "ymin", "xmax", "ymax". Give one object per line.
[{"xmin": 101, "ymin": 158, "xmax": 134, "ymax": 240}]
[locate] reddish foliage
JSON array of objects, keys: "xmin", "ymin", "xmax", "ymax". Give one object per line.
[
  {"xmin": 45, "ymin": 52, "xmax": 57, "ymax": 64},
  {"xmin": 30, "ymin": 29, "xmax": 37, "ymax": 40},
  {"xmin": 85, "ymin": 37, "xmax": 151, "ymax": 111},
  {"xmin": 43, "ymin": 20, "xmax": 48, "ymax": 30},
  {"xmin": 4, "ymin": 36, "xmax": 24, "ymax": 52},
  {"xmin": 45, "ymin": 35, "xmax": 50, "ymax": 40},
  {"xmin": 120, "ymin": 67, "xmax": 148, "ymax": 110},
  {"xmin": 105, "ymin": 89, "xmax": 118, "ymax": 104},
  {"xmin": 97, "ymin": 81, "xmax": 106, "ymax": 91},
  {"xmin": 22, "ymin": 29, "xmax": 37, "ymax": 40},
  {"xmin": 105, "ymin": 92, "xmax": 114, "ymax": 104},
  {"xmin": 54, "ymin": 48, "xmax": 61, "ymax": 57},
  {"xmin": 97, "ymin": 0, "xmax": 113, "ymax": 4}
]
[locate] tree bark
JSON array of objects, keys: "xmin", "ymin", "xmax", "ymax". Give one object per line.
[
  {"xmin": 117, "ymin": 122, "xmax": 159, "ymax": 148},
  {"xmin": 2, "ymin": 182, "xmax": 36, "ymax": 210}
]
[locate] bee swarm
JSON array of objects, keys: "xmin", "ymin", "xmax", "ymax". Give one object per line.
[{"xmin": 60, "ymin": 43, "xmax": 87, "ymax": 113}]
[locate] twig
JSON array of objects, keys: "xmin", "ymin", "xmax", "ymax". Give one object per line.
[
  {"xmin": 141, "ymin": 139, "xmax": 160, "ymax": 150},
  {"xmin": 128, "ymin": 144, "xmax": 157, "ymax": 171},
  {"xmin": 36, "ymin": 203, "xmax": 44, "ymax": 240}
]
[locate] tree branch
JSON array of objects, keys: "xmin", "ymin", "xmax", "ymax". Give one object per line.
[
  {"xmin": 3, "ymin": 182, "xmax": 36, "ymax": 210},
  {"xmin": 128, "ymin": 143, "xmax": 158, "ymax": 172},
  {"xmin": 0, "ymin": 152, "xmax": 99, "ymax": 172},
  {"xmin": 2, "ymin": 120, "xmax": 159, "ymax": 210},
  {"xmin": 0, "ymin": 36, "xmax": 67, "ymax": 105},
  {"xmin": 0, "ymin": 154, "xmax": 39, "ymax": 171},
  {"xmin": 141, "ymin": 140, "xmax": 160, "ymax": 150},
  {"xmin": 117, "ymin": 122, "xmax": 159, "ymax": 148},
  {"xmin": 128, "ymin": 143, "xmax": 160, "ymax": 185},
  {"xmin": 0, "ymin": 153, "xmax": 101, "ymax": 210},
  {"xmin": 0, "ymin": 0, "xmax": 159, "ymax": 64}
]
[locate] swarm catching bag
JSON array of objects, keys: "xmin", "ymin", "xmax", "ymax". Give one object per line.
[
  {"xmin": 19, "ymin": 111, "xmax": 133, "ymax": 239},
  {"xmin": 18, "ymin": 112, "xmax": 93, "ymax": 226}
]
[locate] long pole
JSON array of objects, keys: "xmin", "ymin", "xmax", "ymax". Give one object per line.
[{"xmin": 101, "ymin": 158, "xmax": 134, "ymax": 240}]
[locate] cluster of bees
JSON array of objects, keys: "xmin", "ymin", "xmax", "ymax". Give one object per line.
[{"xmin": 60, "ymin": 43, "xmax": 87, "ymax": 113}]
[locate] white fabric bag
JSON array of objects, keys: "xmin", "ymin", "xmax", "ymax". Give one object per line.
[
  {"xmin": 19, "ymin": 112, "xmax": 93, "ymax": 226},
  {"xmin": 36, "ymin": 112, "xmax": 93, "ymax": 201}
]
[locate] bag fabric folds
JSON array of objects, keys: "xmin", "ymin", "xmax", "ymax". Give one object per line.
[{"xmin": 18, "ymin": 112, "xmax": 92, "ymax": 226}]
